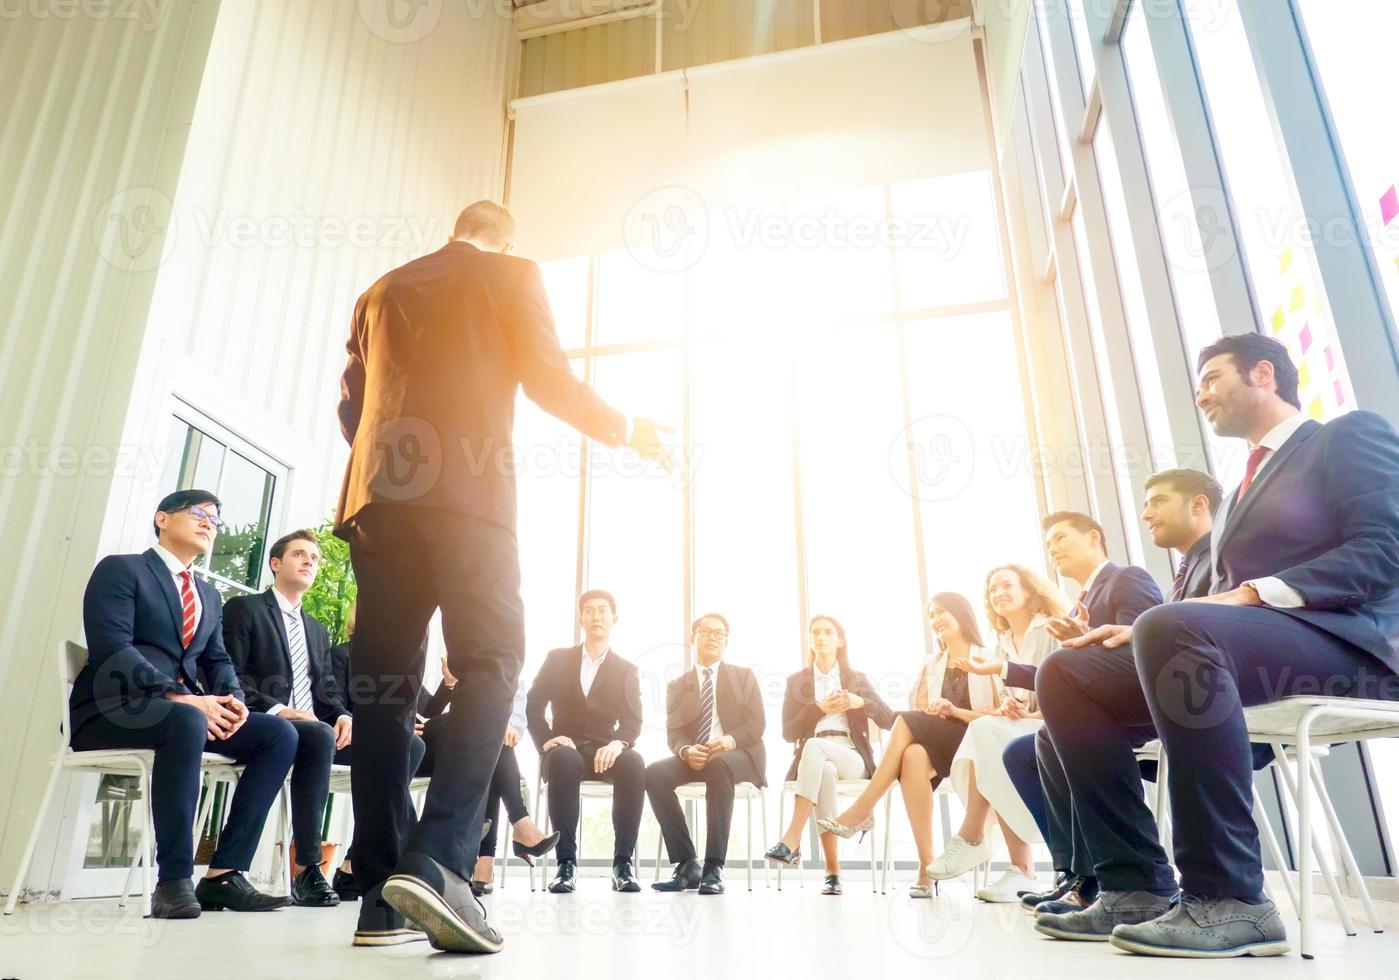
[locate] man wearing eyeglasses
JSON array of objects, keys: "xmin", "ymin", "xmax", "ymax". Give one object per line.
[
  {"xmin": 646, "ymin": 613, "xmax": 766, "ymax": 896},
  {"xmin": 68, "ymin": 489, "xmax": 298, "ymax": 918}
]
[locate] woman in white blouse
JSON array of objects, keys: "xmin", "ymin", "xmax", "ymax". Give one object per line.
[
  {"xmin": 817, "ymin": 592, "xmax": 999, "ymax": 897},
  {"xmin": 937, "ymin": 564, "xmax": 1068, "ymax": 901}
]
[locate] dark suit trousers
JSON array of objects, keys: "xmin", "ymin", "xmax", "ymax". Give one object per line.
[
  {"xmin": 334, "ymin": 734, "xmax": 426, "ymax": 867},
  {"xmin": 285, "ymin": 718, "xmax": 336, "ymax": 866},
  {"xmin": 346, "ymin": 504, "xmax": 523, "ymax": 890},
  {"xmin": 480, "ymin": 745, "xmax": 530, "ymax": 857},
  {"xmin": 645, "ymin": 752, "xmax": 760, "ymax": 865},
  {"xmin": 71, "ymin": 701, "xmax": 296, "ymax": 882},
  {"xmin": 541, "ymin": 743, "xmax": 645, "ymax": 863},
  {"xmin": 1038, "ymin": 602, "xmax": 1397, "ymax": 899},
  {"xmin": 1002, "ymin": 734, "xmax": 1050, "ymax": 852}
]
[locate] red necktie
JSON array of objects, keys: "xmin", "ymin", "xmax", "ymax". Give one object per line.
[
  {"xmin": 179, "ymin": 571, "xmax": 197, "ymax": 649},
  {"xmin": 1237, "ymin": 446, "xmax": 1270, "ymax": 499}
]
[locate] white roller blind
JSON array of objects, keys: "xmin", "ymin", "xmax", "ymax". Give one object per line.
[{"xmin": 509, "ymin": 20, "xmax": 988, "ymax": 262}]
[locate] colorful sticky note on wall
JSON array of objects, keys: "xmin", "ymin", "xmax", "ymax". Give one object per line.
[
  {"xmin": 1325, "ymin": 345, "xmax": 1335, "ymax": 371},
  {"xmin": 1309, "ymin": 395, "xmax": 1325, "ymax": 420},
  {"xmin": 1271, "ymin": 306, "xmax": 1285, "ymax": 333},
  {"xmin": 1335, "ymin": 379, "xmax": 1346, "ymax": 407},
  {"xmin": 1299, "ymin": 322, "xmax": 1313, "ymax": 354},
  {"xmin": 1299, "ymin": 361, "xmax": 1311, "ymax": 388},
  {"xmin": 1280, "ymin": 246, "xmax": 1294, "ymax": 274},
  {"xmin": 1289, "ymin": 284, "xmax": 1306, "ymax": 312},
  {"xmin": 1382, "ymin": 185, "xmax": 1399, "ymax": 227}
]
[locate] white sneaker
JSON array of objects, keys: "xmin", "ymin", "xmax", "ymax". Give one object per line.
[
  {"xmin": 925, "ymin": 835, "xmax": 993, "ymax": 881},
  {"xmin": 975, "ymin": 866, "xmax": 1040, "ymax": 903}
]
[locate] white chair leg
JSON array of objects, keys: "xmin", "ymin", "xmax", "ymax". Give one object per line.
[
  {"xmin": 1253, "ymin": 784, "xmax": 1299, "ymax": 914},
  {"xmin": 746, "ymin": 790, "xmax": 754, "ymax": 892},
  {"xmin": 1272, "ymin": 742, "xmax": 1355, "ymax": 940},
  {"xmin": 500, "ymin": 814, "xmax": 512, "ymax": 890},
  {"xmin": 776, "ymin": 788, "xmax": 786, "ymax": 891},
  {"xmin": 880, "ymin": 793, "xmax": 892, "ymax": 894},
  {"xmin": 536, "ymin": 777, "xmax": 548, "ymax": 890},
  {"xmin": 760, "ymin": 789, "xmax": 770, "ymax": 889},
  {"xmin": 4, "ymin": 758, "xmax": 65, "ymax": 915},
  {"xmin": 654, "ymin": 812, "xmax": 664, "ymax": 883},
  {"xmin": 1307, "ymin": 755, "xmax": 1382, "ymax": 932},
  {"xmin": 281, "ymin": 786, "xmax": 293, "ymax": 895}
]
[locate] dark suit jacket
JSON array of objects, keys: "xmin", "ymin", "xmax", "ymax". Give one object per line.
[
  {"xmin": 781, "ymin": 665, "xmax": 896, "ymax": 782},
  {"xmin": 334, "ymin": 241, "xmax": 627, "ymax": 538},
  {"xmin": 71, "ymin": 550, "xmax": 243, "ymax": 734},
  {"xmin": 1004, "ymin": 560, "xmax": 1167, "ymax": 690},
  {"xmin": 526, "ymin": 645, "xmax": 643, "ymax": 752},
  {"xmin": 664, "ymin": 662, "xmax": 767, "ymax": 787},
  {"xmin": 223, "ymin": 589, "xmax": 347, "ymax": 723},
  {"xmin": 1210, "ymin": 411, "xmax": 1399, "ymax": 673},
  {"xmin": 1177, "ymin": 535, "xmax": 1213, "ymax": 601}
]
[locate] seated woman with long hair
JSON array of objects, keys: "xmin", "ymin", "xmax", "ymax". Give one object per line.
[
  {"xmin": 937, "ymin": 564, "xmax": 1067, "ymax": 901},
  {"xmin": 764, "ymin": 615, "xmax": 895, "ymax": 895},
  {"xmin": 818, "ymin": 592, "xmax": 997, "ymax": 897}
]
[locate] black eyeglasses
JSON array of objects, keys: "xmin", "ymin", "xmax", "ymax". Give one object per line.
[
  {"xmin": 696, "ymin": 627, "xmax": 728, "ymax": 641},
  {"xmin": 185, "ymin": 505, "xmax": 225, "ymax": 531}
]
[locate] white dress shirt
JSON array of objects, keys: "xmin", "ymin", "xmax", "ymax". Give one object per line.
[
  {"xmin": 152, "ymin": 543, "xmax": 201, "ymax": 633},
  {"xmin": 694, "ymin": 662, "xmax": 724, "ymax": 740},
  {"xmin": 580, "ymin": 646, "xmax": 609, "ymax": 696},
  {"xmin": 1235, "ymin": 413, "xmax": 1309, "ymax": 608},
  {"xmin": 268, "ymin": 587, "xmax": 350, "ymax": 722},
  {"xmin": 813, "ymin": 661, "xmax": 851, "ymax": 735}
]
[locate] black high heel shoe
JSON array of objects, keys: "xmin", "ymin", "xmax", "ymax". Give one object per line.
[{"xmin": 511, "ymin": 831, "xmax": 561, "ymax": 867}]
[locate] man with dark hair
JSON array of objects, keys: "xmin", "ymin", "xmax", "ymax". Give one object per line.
[
  {"xmin": 1142, "ymin": 469, "xmax": 1221, "ymax": 601},
  {"xmin": 69, "ymin": 491, "xmax": 297, "ymax": 918},
  {"xmin": 1004, "ymin": 509, "xmax": 1163, "ymax": 914},
  {"xmin": 335, "ymin": 199, "xmax": 674, "ymax": 950},
  {"xmin": 646, "ymin": 613, "xmax": 765, "ymax": 895},
  {"xmin": 525, "ymin": 591, "xmax": 645, "ymax": 894},
  {"xmin": 224, "ymin": 529, "xmax": 350, "ymax": 908},
  {"xmin": 1034, "ymin": 335, "xmax": 1399, "ymax": 956}
]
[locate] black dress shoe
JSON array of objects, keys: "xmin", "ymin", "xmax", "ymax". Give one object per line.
[
  {"xmin": 150, "ymin": 879, "xmax": 201, "ymax": 919},
  {"xmin": 1019, "ymin": 870, "xmax": 1072, "ymax": 908},
  {"xmin": 611, "ymin": 858, "xmax": 641, "ymax": 893},
  {"xmin": 512, "ymin": 831, "xmax": 561, "ymax": 867},
  {"xmin": 353, "ymin": 882, "xmax": 427, "ymax": 947},
  {"xmin": 820, "ymin": 874, "xmax": 843, "ymax": 896},
  {"xmin": 194, "ymin": 871, "xmax": 290, "ymax": 912},
  {"xmin": 698, "ymin": 861, "xmax": 724, "ymax": 895},
  {"xmin": 547, "ymin": 860, "xmax": 577, "ymax": 894},
  {"xmin": 764, "ymin": 842, "xmax": 800, "ymax": 867},
  {"xmin": 333, "ymin": 867, "xmax": 362, "ymax": 902},
  {"xmin": 469, "ymin": 879, "xmax": 494, "ymax": 897},
  {"xmin": 382, "ymin": 851, "xmax": 504, "ymax": 954},
  {"xmin": 652, "ymin": 859, "xmax": 702, "ymax": 892},
  {"xmin": 292, "ymin": 864, "xmax": 341, "ymax": 907}
]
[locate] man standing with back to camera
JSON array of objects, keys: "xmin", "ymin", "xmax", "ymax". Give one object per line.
[{"xmin": 335, "ymin": 200, "xmax": 673, "ymax": 953}]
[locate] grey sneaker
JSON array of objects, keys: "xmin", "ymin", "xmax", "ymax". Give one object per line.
[
  {"xmin": 381, "ymin": 851, "xmax": 503, "ymax": 954},
  {"xmin": 1109, "ymin": 894, "xmax": 1290, "ymax": 958},
  {"xmin": 1034, "ymin": 890, "xmax": 1173, "ymax": 942}
]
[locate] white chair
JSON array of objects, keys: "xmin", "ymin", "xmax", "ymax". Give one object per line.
[
  {"xmin": 650, "ymin": 781, "xmax": 769, "ymax": 890},
  {"xmin": 4, "ymin": 640, "xmax": 239, "ymax": 916},
  {"xmin": 876, "ymin": 780, "xmax": 990, "ymax": 894},
  {"xmin": 534, "ymin": 770, "xmax": 637, "ymax": 890},
  {"xmin": 775, "ymin": 723, "xmax": 900, "ymax": 893},
  {"xmin": 1244, "ymin": 697, "xmax": 1399, "ymax": 959}
]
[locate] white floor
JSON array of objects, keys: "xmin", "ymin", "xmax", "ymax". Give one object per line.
[{"xmin": 3, "ymin": 871, "xmax": 1397, "ymax": 978}]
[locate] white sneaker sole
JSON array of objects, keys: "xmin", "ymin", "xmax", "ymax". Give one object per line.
[
  {"xmin": 352, "ymin": 927, "xmax": 427, "ymax": 947},
  {"xmin": 381, "ymin": 875, "xmax": 503, "ymax": 954},
  {"xmin": 976, "ymin": 889, "xmax": 1026, "ymax": 903},
  {"xmin": 1034, "ymin": 921, "xmax": 1113, "ymax": 942},
  {"xmin": 1108, "ymin": 935, "xmax": 1291, "ymax": 958}
]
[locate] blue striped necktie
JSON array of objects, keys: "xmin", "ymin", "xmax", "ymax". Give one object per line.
[
  {"xmin": 697, "ymin": 667, "xmax": 715, "ymax": 743},
  {"xmin": 287, "ymin": 609, "xmax": 312, "ymax": 711}
]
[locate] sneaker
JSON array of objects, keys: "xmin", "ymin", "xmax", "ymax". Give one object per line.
[
  {"xmin": 976, "ymin": 866, "xmax": 1040, "ymax": 903},
  {"xmin": 1034, "ymin": 890, "xmax": 1173, "ymax": 942},
  {"xmin": 1109, "ymin": 894, "xmax": 1290, "ymax": 958},
  {"xmin": 925, "ymin": 835, "xmax": 993, "ymax": 881}
]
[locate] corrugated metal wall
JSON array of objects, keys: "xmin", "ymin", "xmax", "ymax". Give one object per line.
[
  {"xmin": 517, "ymin": 0, "xmax": 974, "ymax": 97},
  {"xmin": 0, "ymin": 0, "xmax": 224, "ymax": 895},
  {"xmin": 0, "ymin": 0, "xmax": 515, "ymax": 898}
]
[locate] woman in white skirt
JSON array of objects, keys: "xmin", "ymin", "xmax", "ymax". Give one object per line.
[{"xmin": 932, "ymin": 565, "xmax": 1068, "ymax": 902}]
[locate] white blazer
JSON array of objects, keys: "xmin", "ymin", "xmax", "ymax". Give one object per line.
[{"xmin": 915, "ymin": 643, "xmax": 999, "ymax": 713}]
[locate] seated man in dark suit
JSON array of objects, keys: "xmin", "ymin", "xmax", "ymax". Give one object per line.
[
  {"xmin": 1002, "ymin": 510, "xmax": 1163, "ymax": 912},
  {"xmin": 223, "ymin": 529, "xmax": 349, "ymax": 908},
  {"xmin": 1035, "ymin": 334, "xmax": 1399, "ymax": 956},
  {"xmin": 69, "ymin": 490, "xmax": 297, "ymax": 918},
  {"xmin": 646, "ymin": 613, "xmax": 766, "ymax": 895},
  {"xmin": 526, "ymin": 589, "xmax": 644, "ymax": 894}
]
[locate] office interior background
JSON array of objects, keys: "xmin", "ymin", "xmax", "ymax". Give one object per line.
[{"xmin": 3, "ymin": 0, "xmax": 1399, "ymax": 959}]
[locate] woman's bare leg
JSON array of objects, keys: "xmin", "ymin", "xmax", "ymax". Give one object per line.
[
  {"xmin": 898, "ymin": 744, "xmax": 937, "ymax": 885},
  {"xmin": 779, "ymin": 796, "xmax": 816, "ymax": 851},
  {"xmin": 821, "ymin": 831, "xmax": 841, "ymax": 875},
  {"xmin": 831, "ymin": 717, "xmax": 916, "ymax": 826},
  {"xmin": 955, "ymin": 763, "xmax": 992, "ymax": 845},
  {"xmin": 998, "ymin": 815, "xmax": 1035, "ymax": 875}
]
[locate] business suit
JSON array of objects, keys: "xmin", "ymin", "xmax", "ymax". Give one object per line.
[
  {"xmin": 70, "ymin": 550, "xmax": 297, "ymax": 882},
  {"xmin": 527, "ymin": 645, "xmax": 645, "ymax": 863},
  {"xmin": 646, "ymin": 663, "xmax": 767, "ymax": 866},
  {"xmin": 333, "ymin": 240, "xmax": 627, "ymax": 891},
  {"xmin": 1038, "ymin": 411, "xmax": 1399, "ymax": 898},
  {"xmin": 780, "ymin": 664, "xmax": 896, "ymax": 822},
  {"xmin": 224, "ymin": 589, "xmax": 348, "ymax": 868},
  {"xmin": 1025, "ymin": 562, "xmax": 1164, "ymax": 877}
]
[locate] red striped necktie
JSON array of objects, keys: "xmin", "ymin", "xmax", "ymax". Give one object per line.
[
  {"xmin": 1236, "ymin": 446, "xmax": 1270, "ymax": 499},
  {"xmin": 179, "ymin": 570, "xmax": 197, "ymax": 649}
]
